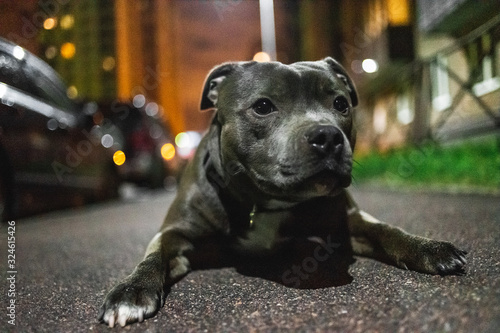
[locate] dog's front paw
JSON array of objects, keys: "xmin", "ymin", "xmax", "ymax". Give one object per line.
[
  {"xmin": 98, "ymin": 280, "xmax": 164, "ymax": 327},
  {"xmin": 401, "ymin": 239, "xmax": 467, "ymax": 276}
]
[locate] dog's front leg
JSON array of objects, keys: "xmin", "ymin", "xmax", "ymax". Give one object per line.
[
  {"xmin": 98, "ymin": 229, "xmax": 193, "ymax": 327},
  {"xmin": 346, "ymin": 192, "xmax": 467, "ymax": 275}
]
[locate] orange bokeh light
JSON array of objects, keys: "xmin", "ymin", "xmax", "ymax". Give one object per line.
[
  {"xmin": 161, "ymin": 143, "xmax": 176, "ymax": 161},
  {"xmin": 61, "ymin": 42, "xmax": 76, "ymax": 59},
  {"xmin": 113, "ymin": 150, "xmax": 126, "ymax": 166}
]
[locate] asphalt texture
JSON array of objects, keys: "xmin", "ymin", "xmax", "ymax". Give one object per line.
[{"xmin": 1, "ymin": 186, "xmax": 499, "ymax": 332}]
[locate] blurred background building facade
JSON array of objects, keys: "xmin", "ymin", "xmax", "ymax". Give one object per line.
[
  {"xmin": 348, "ymin": 0, "xmax": 500, "ymax": 152},
  {"xmin": 1, "ymin": 0, "xmax": 499, "ymax": 152}
]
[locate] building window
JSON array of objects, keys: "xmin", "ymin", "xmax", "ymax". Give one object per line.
[
  {"xmin": 430, "ymin": 55, "xmax": 451, "ymax": 112},
  {"xmin": 397, "ymin": 91, "xmax": 414, "ymax": 125},
  {"xmin": 386, "ymin": 0, "xmax": 410, "ymax": 26},
  {"xmin": 373, "ymin": 103, "xmax": 387, "ymax": 134},
  {"xmin": 472, "ymin": 32, "xmax": 500, "ymax": 96}
]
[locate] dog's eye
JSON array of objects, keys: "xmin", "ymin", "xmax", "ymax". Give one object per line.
[
  {"xmin": 252, "ymin": 98, "xmax": 276, "ymax": 116},
  {"xmin": 333, "ymin": 96, "xmax": 349, "ymax": 114}
]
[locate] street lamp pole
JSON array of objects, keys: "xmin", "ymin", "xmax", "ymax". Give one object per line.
[{"xmin": 259, "ymin": 0, "xmax": 277, "ymax": 61}]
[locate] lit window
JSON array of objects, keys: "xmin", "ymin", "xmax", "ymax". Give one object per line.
[
  {"xmin": 397, "ymin": 92, "xmax": 414, "ymax": 125},
  {"xmin": 386, "ymin": 0, "xmax": 410, "ymax": 26},
  {"xmin": 373, "ymin": 104, "xmax": 387, "ymax": 134},
  {"xmin": 430, "ymin": 55, "xmax": 451, "ymax": 111},
  {"xmin": 472, "ymin": 34, "xmax": 500, "ymax": 96}
]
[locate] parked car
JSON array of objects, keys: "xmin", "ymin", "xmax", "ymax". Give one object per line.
[
  {"xmin": 97, "ymin": 100, "xmax": 183, "ymax": 189},
  {"xmin": 0, "ymin": 37, "xmax": 119, "ymax": 221}
]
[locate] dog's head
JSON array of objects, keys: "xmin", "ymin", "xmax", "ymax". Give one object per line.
[{"xmin": 201, "ymin": 57, "xmax": 358, "ymax": 203}]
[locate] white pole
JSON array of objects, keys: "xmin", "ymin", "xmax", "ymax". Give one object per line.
[{"xmin": 259, "ymin": 0, "xmax": 277, "ymax": 61}]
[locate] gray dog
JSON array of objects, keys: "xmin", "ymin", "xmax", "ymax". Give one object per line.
[{"xmin": 99, "ymin": 58, "xmax": 467, "ymax": 327}]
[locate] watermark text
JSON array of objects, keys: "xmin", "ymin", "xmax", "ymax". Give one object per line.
[{"xmin": 6, "ymin": 221, "xmax": 17, "ymax": 326}]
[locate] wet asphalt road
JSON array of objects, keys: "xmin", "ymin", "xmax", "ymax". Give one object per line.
[{"xmin": 1, "ymin": 186, "xmax": 499, "ymax": 332}]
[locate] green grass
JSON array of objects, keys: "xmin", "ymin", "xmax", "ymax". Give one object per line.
[{"xmin": 352, "ymin": 135, "xmax": 500, "ymax": 193}]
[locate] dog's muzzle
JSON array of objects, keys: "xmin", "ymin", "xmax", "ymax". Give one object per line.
[
  {"xmin": 301, "ymin": 124, "xmax": 352, "ymax": 190},
  {"xmin": 305, "ymin": 125, "xmax": 345, "ymax": 161}
]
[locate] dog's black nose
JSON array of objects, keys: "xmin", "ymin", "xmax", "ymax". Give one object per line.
[{"xmin": 306, "ymin": 125, "xmax": 344, "ymax": 157}]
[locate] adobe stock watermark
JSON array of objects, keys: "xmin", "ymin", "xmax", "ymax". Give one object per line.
[
  {"xmin": 340, "ymin": 26, "xmax": 373, "ymax": 62},
  {"xmin": 200, "ymin": 160, "xmax": 342, "ymax": 289},
  {"xmin": 210, "ymin": 0, "xmax": 244, "ymax": 21},
  {"xmin": 393, "ymin": 139, "xmax": 438, "ymax": 179},
  {"xmin": 129, "ymin": 65, "xmax": 170, "ymax": 100},
  {"xmin": 6, "ymin": 220, "xmax": 17, "ymax": 326},
  {"xmin": 50, "ymin": 64, "xmax": 169, "ymax": 182},
  {"xmin": 51, "ymin": 119, "xmax": 114, "ymax": 182},
  {"xmin": 390, "ymin": 132, "xmax": 450, "ymax": 180},
  {"xmin": 281, "ymin": 235, "xmax": 340, "ymax": 288}
]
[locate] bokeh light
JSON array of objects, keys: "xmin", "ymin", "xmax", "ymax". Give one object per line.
[
  {"xmin": 161, "ymin": 143, "xmax": 176, "ymax": 161},
  {"xmin": 113, "ymin": 150, "xmax": 126, "ymax": 166},
  {"xmin": 362, "ymin": 59, "xmax": 379, "ymax": 73},
  {"xmin": 253, "ymin": 51, "xmax": 271, "ymax": 62},
  {"xmin": 61, "ymin": 42, "xmax": 76, "ymax": 59},
  {"xmin": 43, "ymin": 18, "xmax": 57, "ymax": 30}
]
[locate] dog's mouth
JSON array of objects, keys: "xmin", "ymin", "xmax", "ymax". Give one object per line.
[
  {"xmin": 287, "ymin": 166, "xmax": 352, "ymax": 194},
  {"xmin": 248, "ymin": 160, "xmax": 352, "ymax": 201}
]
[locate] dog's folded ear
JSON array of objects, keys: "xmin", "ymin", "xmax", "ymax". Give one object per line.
[
  {"xmin": 323, "ymin": 57, "xmax": 358, "ymax": 107},
  {"xmin": 200, "ymin": 63, "xmax": 238, "ymax": 111}
]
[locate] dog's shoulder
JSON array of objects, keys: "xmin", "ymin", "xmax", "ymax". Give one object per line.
[{"xmin": 162, "ymin": 124, "xmax": 233, "ymax": 231}]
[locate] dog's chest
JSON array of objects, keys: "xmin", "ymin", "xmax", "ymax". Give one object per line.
[
  {"xmin": 234, "ymin": 209, "xmax": 291, "ymax": 254},
  {"xmin": 231, "ymin": 197, "xmax": 347, "ymax": 254}
]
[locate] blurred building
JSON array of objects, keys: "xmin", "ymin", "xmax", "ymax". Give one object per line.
[
  {"xmin": 112, "ymin": 0, "xmax": 300, "ymax": 135},
  {"xmin": 38, "ymin": 1, "xmax": 116, "ymax": 102},
  {"xmin": 0, "ymin": 0, "xmax": 39, "ymax": 54},
  {"xmin": 415, "ymin": 0, "xmax": 500, "ymax": 143},
  {"xmin": 113, "ymin": 0, "xmax": 263, "ymax": 135},
  {"xmin": 333, "ymin": 0, "xmax": 417, "ymax": 152},
  {"xmin": 336, "ymin": 0, "xmax": 500, "ymax": 153},
  {"xmin": 3, "ymin": 0, "xmax": 498, "ymax": 147},
  {"xmin": 16, "ymin": 0, "xmax": 300, "ymax": 135}
]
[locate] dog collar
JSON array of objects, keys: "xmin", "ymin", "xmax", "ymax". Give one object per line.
[{"xmin": 249, "ymin": 205, "xmax": 256, "ymax": 228}]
